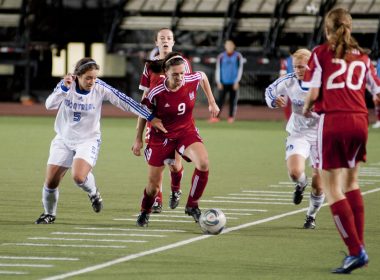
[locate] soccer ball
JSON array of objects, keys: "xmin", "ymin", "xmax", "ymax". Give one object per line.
[{"xmin": 199, "ymin": 208, "xmax": 226, "ymax": 235}]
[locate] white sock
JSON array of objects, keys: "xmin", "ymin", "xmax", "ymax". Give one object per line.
[
  {"xmin": 42, "ymin": 185, "xmax": 59, "ymax": 216},
  {"xmin": 307, "ymin": 192, "xmax": 325, "ymax": 218},
  {"xmin": 76, "ymin": 172, "xmax": 97, "ymax": 196},
  {"xmin": 289, "ymin": 172, "xmax": 308, "ymax": 187}
]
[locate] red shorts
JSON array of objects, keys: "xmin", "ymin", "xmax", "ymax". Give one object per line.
[
  {"xmin": 144, "ymin": 130, "xmax": 203, "ymax": 167},
  {"xmin": 318, "ymin": 113, "xmax": 368, "ymax": 170}
]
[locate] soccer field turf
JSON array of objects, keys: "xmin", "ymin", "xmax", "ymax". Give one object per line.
[{"xmin": 0, "ymin": 116, "xmax": 379, "ymax": 280}]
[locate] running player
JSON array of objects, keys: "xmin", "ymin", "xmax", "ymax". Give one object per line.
[
  {"xmin": 302, "ymin": 8, "xmax": 380, "ymax": 273},
  {"xmin": 35, "ymin": 57, "xmax": 165, "ymax": 224},
  {"xmin": 265, "ymin": 49, "xmax": 325, "ymax": 229},
  {"xmin": 134, "ymin": 52, "xmax": 219, "ymax": 227},
  {"xmin": 133, "ymin": 28, "xmax": 192, "ymax": 213}
]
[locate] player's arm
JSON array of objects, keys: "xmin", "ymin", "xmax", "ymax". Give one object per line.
[
  {"xmin": 264, "ymin": 77, "xmax": 287, "ymax": 108},
  {"xmin": 45, "ymin": 73, "xmax": 73, "ymax": 109},
  {"xmin": 199, "ymin": 71, "xmax": 220, "ymax": 118},
  {"xmin": 302, "ymin": 87, "xmax": 319, "ymax": 117},
  {"xmin": 132, "ymin": 116, "xmax": 147, "ymax": 156}
]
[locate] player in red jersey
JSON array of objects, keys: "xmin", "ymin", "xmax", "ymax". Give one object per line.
[
  {"xmin": 135, "ymin": 28, "xmax": 192, "ymax": 213},
  {"xmin": 134, "ymin": 52, "xmax": 219, "ymax": 226},
  {"xmin": 302, "ymin": 8, "xmax": 380, "ymax": 274}
]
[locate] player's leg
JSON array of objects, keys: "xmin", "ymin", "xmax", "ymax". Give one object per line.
[
  {"xmin": 35, "ymin": 164, "xmax": 68, "ymax": 224},
  {"xmin": 137, "ymin": 165, "xmax": 165, "ymax": 227},
  {"xmin": 304, "ymin": 168, "xmax": 325, "ymax": 229},
  {"xmin": 228, "ymin": 87, "xmax": 238, "ymax": 123},
  {"xmin": 285, "ymin": 136, "xmax": 309, "ymax": 205},
  {"xmin": 72, "ymin": 140, "xmax": 102, "ymax": 212},
  {"xmin": 183, "ymin": 142, "xmax": 209, "ymax": 222},
  {"xmin": 372, "ymin": 97, "xmax": 380, "ymax": 128},
  {"xmin": 167, "ymin": 152, "xmax": 184, "ymax": 209}
]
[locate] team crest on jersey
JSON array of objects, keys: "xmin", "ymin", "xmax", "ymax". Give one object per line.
[
  {"xmin": 189, "ymin": 91, "xmax": 195, "ymax": 100},
  {"xmin": 164, "ymin": 103, "xmax": 170, "ymax": 107}
]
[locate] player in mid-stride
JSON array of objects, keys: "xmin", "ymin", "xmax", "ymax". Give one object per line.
[
  {"xmin": 265, "ymin": 49, "xmax": 325, "ymax": 229},
  {"xmin": 303, "ymin": 8, "xmax": 380, "ymax": 274},
  {"xmin": 133, "ymin": 52, "xmax": 219, "ymax": 227},
  {"xmin": 35, "ymin": 57, "xmax": 165, "ymax": 224}
]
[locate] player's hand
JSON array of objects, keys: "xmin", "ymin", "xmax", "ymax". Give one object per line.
[
  {"xmin": 275, "ymin": 95, "xmax": 287, "ymax": 107},
  {"xmin": 217, "ymin": 82, "xmax": 223, "ymax": 90},
  {"xmin": 209, "ymin": 102, "xmax": 220, "ymax": 118},
  {"xmin": 131, "ymin": 139, "xmax": 143, "ymax": 156},
  {"xmin": 63, "ymin": 73, "xmax": 75, "ymax": 88},
  {"xmin": 302, "ymin": 106, "xmax": 313, "ymax": 118},
  {"xmin": 150, "ymin": 117, "xmax": 167, "ymax": 133},
  {"xmin": 233, "ymin": 82, "xmax": 239, "ymax": 91}
]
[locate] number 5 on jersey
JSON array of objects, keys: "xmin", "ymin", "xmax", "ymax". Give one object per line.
[{"xmin": 73, "ymin": 112, "xmax": 81, "ymax": 122}]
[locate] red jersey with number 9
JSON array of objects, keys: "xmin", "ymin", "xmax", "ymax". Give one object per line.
[
  {"xmin": 303, "ymin": 43, "xmax": 380, "ymax": 114},
  {"xmin": 142, "ymin": 72, "xmax": 202, "ymax": 140}
]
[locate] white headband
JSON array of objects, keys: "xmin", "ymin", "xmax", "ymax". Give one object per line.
[
  {"xmin": 165, "ymin": 55, "xmax": 184, "ymax": 64},
  {"xmin": 77, "ymin": 61, "xmax": 97, "ymax": 71}
]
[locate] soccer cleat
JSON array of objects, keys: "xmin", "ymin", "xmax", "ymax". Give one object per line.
[
  {"xmin": 372, "ymin": 121, "xmax": 380, "ymax": 129},
  {"xmin": 303, "ymin": 215, "xmax": 316, "ymax": 229},
  {"xmin": 89, "ymin": 190, "xmax": 103, "ymax": 213},
  {"xmin": 152, "ymin": 201, "xmax": 162, "ymax": 213},
  {"xmin": 208, "ymin": 117, "xmax": 220, "ymax": 123},
  {"xmin": 185, "ymin": 206, "xmax": 201, "ymax": 223},
  {"xmin": 227, "ymin": 117, "xmax": 235, "ymax": 123},
  {"xmin": 35, "ymin": 213, "xmax": 56, "ymax": 224},
  {"xmin": 136, "ymin": 211, "xmax": 150, "ymax": 227},
  {"xmin": 332, "ymin": 248, "xmax": 369, "ymax": 274},
  {"xmin": 169, "ymin": 190, "xmax": 182, "ymax": 209},
  {"xmin": 293, "ymin": 183, "xmax": 307, "ymax": 205}
]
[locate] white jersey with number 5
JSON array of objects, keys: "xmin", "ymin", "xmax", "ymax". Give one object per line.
[
  {"xmin": 46, "ymin": 79, "xmax": 153, "ymax": 143},
  {"xmin": 265, "ymin": 73, "xmax": 319, "ymax": 141}
]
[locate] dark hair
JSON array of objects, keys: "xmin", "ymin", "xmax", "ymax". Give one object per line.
[
  {"xmin": 144, "ymin": 58, "xmax": 164, "ymax": 74},
  {"xmin": 325, "ymin": 8, "xmax": 368, "ymax": 59},
  {"xmin": 154, "ymin": 28, "xmax": 174, "ymax": 41},
  {"xmin": 74, "ymin": 58, "xmax": 100, "ymax": 76},
  {"xmin": 162, "ymin": 52, "xmax": 185, "ymax": 71}
]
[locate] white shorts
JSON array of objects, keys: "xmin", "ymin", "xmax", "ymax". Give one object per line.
[
  {"xmin": 285, "ymin": 135, "xmax": 318, "ymax": 168},
  {"xmin": 47, "ymin": 136, "xmax": 101, "ymax": 168}
]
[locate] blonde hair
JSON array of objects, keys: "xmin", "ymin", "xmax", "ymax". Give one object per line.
[
  {"xmin": 292, "ymin": 48, "xmax": 311, "ymax": 61},
  {"xmin": 324, "ymin": 8, "xmax": 367, "ymax": 59}
]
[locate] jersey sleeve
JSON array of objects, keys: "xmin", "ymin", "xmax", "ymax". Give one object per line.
[
  {"xmin": 302, "ymin": 47, "xmax": 322, "ymax": 89},
  {"xmin": 234, "ymin": 52, "xmax": 244, "ymax": 84},
  {"xmin": 45, "ymin": 80, "xmax": 70, "ymax": 110},
  {"xmin": 139, "ymin": 63, "xmax": 150, "ymax": 92},
  {"xmin": 265, "ymin": 74, "xmax": 291, "ymax": 108},
  {"xmin": 366, "ymin": 59, "xmax": 380, "ymax": 95}
]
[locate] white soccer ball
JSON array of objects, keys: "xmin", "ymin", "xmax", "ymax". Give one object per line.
[{"xmin": 199, "ymin": 208, "xmax": 226, "ymax": 235}]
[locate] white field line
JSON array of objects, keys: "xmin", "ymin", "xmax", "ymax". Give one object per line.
[
  {"xmin": 2, "ymin": 243, "xmax": 126, "ymax": 249},
  {"xmin": 0, "ymin": 256, "xmax": 78, "ymax": 261},
  {"xmin": 51, "ymin": 232, "xmax": 166, "ymax": 238},
  {"xmin": 162, "ymin": 208, "xmax": 268, "ymax": 213},
  {"xmin": 0, "ymin": 263, "xmax": 53, "ymax": 268},
  {"xmin": 201, "ymin": 199, "xmax": 294, "ymax": 205},
  {"xmin": 114, "ymin": 218, "xmax": 194, "ymax": 223},
  {"xmin": 0, "ymin": 270, "xmax": 28, "ymax": 275},
  {"xmin": 129, "ymin": 214, "xmax": 238, "ymax": 220},
  {"xmin": 75, "ymin": 227, "xmax": 186, "ymax": 233},
  {"xmin": 40, "ymin": 187, "xmax": 380, "ymax": 280},
  {"xmin": 28, "ymin": 237, "xmax": 147, "ymax": 243},
  {"xmin": 241, "ymin": 190, "xmax": 292, "ymax": 194},
  {"xmin": 269, "ymin": 185, "xmax": 293, "ymax": 188},
  {"xmin": 228, "ymin": 193, "xmax": 291, "ymax": 197},
  {"xmin": 213, "ymin": 196, "xmax": 295, "ymax": 201}
]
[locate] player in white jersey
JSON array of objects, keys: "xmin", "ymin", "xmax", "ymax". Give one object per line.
[
  {"xmin": 265, "ymin": 49, "xmax": 325, "ymax": 229},
  {"xmin": 35, "ymin": 57, "xmax": 165, "ymax": 224}
]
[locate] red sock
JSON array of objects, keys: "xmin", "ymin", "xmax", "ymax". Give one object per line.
[
  {"xmin": 170, "ymin": 167, "xmax": 184, "ymax": 192},
  {"xmin": 141, "ymin": 189, "xmax": 156, "ymax": 213},
  {"xmin": 345, "ymin": 189, "xmax": 365, "ymax": 244},
  {"xmin": 186, "ymin": 169, "xmax": 209, "ymax": 208},
  {"xmin": 330, "ymin": 199, "xmax": 362, "ymax": 256}
]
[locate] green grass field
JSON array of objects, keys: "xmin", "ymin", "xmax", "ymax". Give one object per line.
[{"xmin": 0, "ymin": 116, "xmax": 379, "ymax": 280}]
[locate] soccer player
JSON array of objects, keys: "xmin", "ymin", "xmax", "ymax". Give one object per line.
[
  {"xmin": 133, "ymin": 28, "xmax": 192, "ymax": 213},
  {"xmin": 265, "ymin": 49, "xmax": 325, "ymax": 229},
  {"xmin": 372, "ymin": 57, "xmax": 380, "ymax": 128},
  {"xmin": 209, "ymin": 40, "xmax": 243, "ymax": 123},
  {"xmin": 35, "ymin": 58, "xmax": 165, "ymax": 224},
  {"xmin": 302, "ymin": 8, "xmax": 380, "ymax": 274},
  {"xmin": 134, "ymin": 52, "xmax": 219, "ymax": 227}
]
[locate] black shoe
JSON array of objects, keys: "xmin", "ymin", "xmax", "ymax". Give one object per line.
[
  {"xmin": 136, "ymin": 211, "xmax": 150, "ymax": 227},
  {"xmin": 152, "ymin": 201, "xmax": 162, "ymax": 213},
  {"xmin": 35, "ymin": 213, "xmax": 56, "ymax": 224},
  {"xmin": 293, "ymin": 183, "xmax": 307, "ymax": 205},
  {"xmin": 332, "ymin": 248, "xmax": 369, "ymax": 274},
  {"xmin": 303, "ymin": 215, "xmax": 316, "ymax": 229},
  {"xmin": 89, "ymin": 190, "xmax": 103, "ymax": 213},
  {"xmin": 185, "ymin": 206, "xmax": 201, "ymax": 223},
  {"xmin": 169, "ymin": 190, "xmax": 182, "ymax": 209}
]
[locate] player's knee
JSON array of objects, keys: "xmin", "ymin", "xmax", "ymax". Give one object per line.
[
  {"xmin": 72, "ymin": 174, "xmax": 86, "ymax": 185},
  {"xmin": 146, "ymin": 184, "xmax": 159, "ymax": 197},
  {"xmin": 169, "ymin": 163, "xmax": 183, "ymax": 173},
  {"xmin": 197, "ymin": 157, "xmax": 209, "ymax": 171},
  {"xmin": 288, "ymin": 169, "xmax": 302, "ymax": 181}
]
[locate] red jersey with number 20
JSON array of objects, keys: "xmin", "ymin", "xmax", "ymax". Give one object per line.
[
  {"xmin": 142, "ymin": 72, "xmax": 202, "ymax": 140},
  {"xmin": 303, "ymin": 43, "xmax": 380, "ymax": 114}
]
